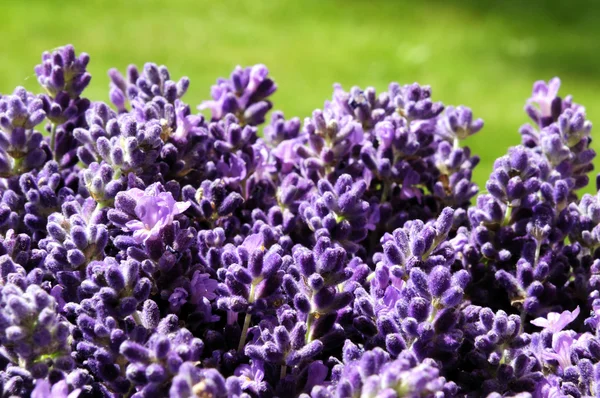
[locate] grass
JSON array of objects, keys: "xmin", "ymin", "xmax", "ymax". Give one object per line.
[{"xmin": 1, "ymin": 0, "xmax": 600, "ymax": 192}]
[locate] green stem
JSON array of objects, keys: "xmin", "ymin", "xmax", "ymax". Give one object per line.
[
  {"xmin": 12, "ymin": 156, "xmax": 24, "ymax": 175},
  {"xmin": 366, "ymin": 272, "xmax": 376, "ymax": 283},
  {"xmin": 237, "ymin": 282, "xmax": 257, "ymax": 352},
  {"xmin": 420, "ymin": 238, "xmax": 440, "ymax": 261},
  {"xmin": 305, "ymin": 313, "xmax": 315, "ymax": 343},
  {"xmin": 238, "ymin": 313, "xmax": 252, "ymax": 352},
  {"xmin": 453, "ymin": 137, "xmax": 460, "ymax": 150},
  {"xmin": 502, "ymin": 204, "xmax": 513, "ymax": 226}
]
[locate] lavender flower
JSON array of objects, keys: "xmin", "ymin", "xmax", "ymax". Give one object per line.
[
  {"xmin": 41, "ymin": 196, "xmax": 108, "ymax": 274},
  {"xmin": 461, "ymin": 306, "xmax": 543, "ymax": 395},
  {"xmin": 390, "ymin": 82, "xmax": 444, "ymax": 121},
  {"xmin": 526, "ymin": 77, "xmax": 562, "ymax": 128},
  {"xmin": 234, "ymin": 360, "xmax": 267, "ymax": 396},
  {"xmin": 170, "ymin": 363, "xmax": 243, "ymax": 398},
  {"xmin": 31, "ymin": 379, "xmax": 80, "ymax": 398},
  {"xmin": 437, "ymin": 105, "xmax": 484, "ymax": 142},
  {"xmin": 0, "ymin": 87, "xmax": 47, "ymax": 176},
  {"xmin": 0, "ymin": 44, "xmax": 598, "ymax": 398},
  {"xmin": 569, "ymin": 190, "xmax": 600, "ymax": 250},
  {"xmin": 283, "ymin": 236, "xmax": 353, "ymax": 343},
  {"xmin": 182, "ymin": 179, "xmax": 244, "ymax": 225},
  {"xmin": 199, "ymin": 64, "xmax": 276, "ymax": 125},
  {"xmin": 110, "ymin": 183, "xmax": 190, "ymax": 243},
  {"xmin": 120, "ymin": 321, "xmax": 204, "ymax": 395},
  {"xmin": 296, "ymin": 109, "xmax": 363, "ymax": 180},
  {"xmin": 530, "ymin": 306, "xmax": 580, "ymax": 333},
  {"xmin": 330, "ymin": 345, "xmax": 456, "ymax": 398},
  {"xmin": 299, "ymin": 174, "xmax": 370, "ymax": 252},
  {"xmin": 190, "ymin": 272, "xmax": 218, "ymax": 303},
  {"xmin": 264, "ymin": 111, "xmax": 302, "ymax": 147},
  {"xmin": 35, "ymin": 45, "xmax": 91, "ymax": 99},
  {"xmin": 326, "ymin": 84, "xmax": 391, "ymax": 130},
  {"xmin": 108, "ymin": 63, "xmax": 190, "ymax": 112},
  {"xmin": 0, "ymin": 283, "xmax": 73, "ymax": 377},
  {"xmin": 123, "ymin": 187, "xmax": 190, "ymax": 243}
]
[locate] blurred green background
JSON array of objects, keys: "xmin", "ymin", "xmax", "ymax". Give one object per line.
[{"xmin": 2, "ymin": 0, "xmax": 600, "ymax": 191}]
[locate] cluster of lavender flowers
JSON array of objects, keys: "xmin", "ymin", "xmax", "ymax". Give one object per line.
[{"xmin": 0, "ymin": 45, "xmax": 598, "ymax": 398}]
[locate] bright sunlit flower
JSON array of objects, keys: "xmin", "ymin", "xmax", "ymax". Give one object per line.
[
  {"xmin": 531, "ymin": 306, "xmax": 580, "ymax": 333},
  {"xmin": 125, "ymin": 187, "xmax": 190, "ymax": 243}
]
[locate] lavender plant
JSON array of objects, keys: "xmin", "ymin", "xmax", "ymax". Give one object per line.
[{"xmin": 0, "ymin": 44, "xmax": 597, "ymax": 398}]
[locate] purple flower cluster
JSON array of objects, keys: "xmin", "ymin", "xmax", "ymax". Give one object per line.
[{"xmin": 0, "ymin": 45, "xmax": 599, "ymax": 398}]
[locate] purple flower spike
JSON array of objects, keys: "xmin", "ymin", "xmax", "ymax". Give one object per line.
[
  {"xmin": 438, "ymin": 105, "xmax": 484, "ymax": 141},
  {"xmin": 390, "ymin": 82, "xmax": 444, "ymax": 120},
  {"xmin": 0, "ymin": 88, "xmax": 48, "ymax": 176},
  {"xmin": 3, "ymin": 45, "xmax": 600, "ymax": 398},
  {"xmin": 531, "ymin": 306, "xmax": 580, "ymax": 333},
  {"xmin": 299, "ymin": 174, "xmax": 370, "ymax": 252},
  {"xmin": 34, "ymin": 44, "xmax": 91, "ymax": 99},
  {"xmin": 327, "ymin": 84, "xmax": 391, "ymax": 130},
  {"xmin": 199, "ymin": 64, "xmax": 276, "ymax": 125},
  {"xmin": 109, "ymin": 62, "xmax": 189, "ymax": 110},
  {"xmin": 0, "ymin": 283, "xmax": 72, "ymax": 376},
  {"xmin": 526, "ymin": 77, "xmax": 561, "ymax": 126}
]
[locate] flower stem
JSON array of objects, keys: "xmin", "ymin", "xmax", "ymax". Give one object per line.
[
  {"xmin": 238, "ymin": 282, "xmax": 256, "ymax": 352},
  {"xmin": 453, "ymin": 138, "xmax": 460, "ymax": 150},
  {"xmin": 305, "ymin": 313, "xmax": 315, "ymax": 343},
  {"xmin": 366, "ymin": 271, "xmax": 376, "ymax": 283},
  {"xmin": 132, "ymin": 311, "xmax": 142, "ymax": 325},
  {"xmin": 534, "ymin": 239, "xmax": 541, "ymax": 267},
  {"xmin": 280, "ymin": 365, "xmax": 287, "ymax": 380},
  {"xmin": 381, "ymin": 181, "xmax": 390, "ymax": 203},
  {"xmin": 12, "ymin": 156, "xmax": 23, "ymax": 175},
  {"xmin": 238, "ymin": 313, "xmax": 252, "ymax": 352},
  {"xmin": 502, "ymin": 204, "xmax": 513, "ymax": 226}
]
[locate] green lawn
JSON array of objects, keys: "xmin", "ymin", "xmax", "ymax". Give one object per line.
[{"xmin": 2, "ymin": 0, "xmax": 600, "ymax": 192}]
